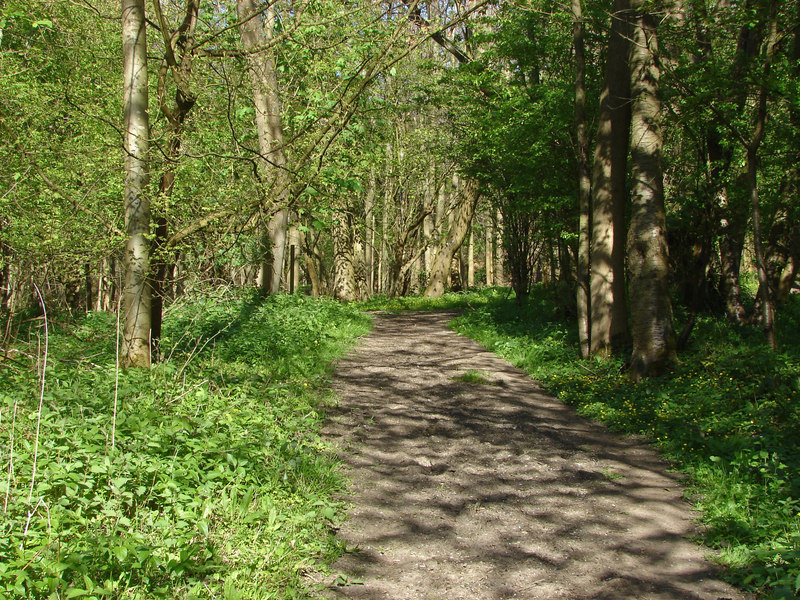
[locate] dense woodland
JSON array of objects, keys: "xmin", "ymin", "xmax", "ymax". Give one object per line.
[
  {"xmin": 2, "ymin": 0, "xmax": 800, "ymax": 597},
  {"xmin": 3, "ymin": 0, "xmax": 800, "ymax": 374}
]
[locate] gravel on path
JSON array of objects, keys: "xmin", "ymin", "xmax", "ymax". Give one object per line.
[{"xmin": 322, "ymin": 311, "xmax": 744, "ymax": 600}]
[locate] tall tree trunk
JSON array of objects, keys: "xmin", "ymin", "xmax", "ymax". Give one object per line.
[
  {"xmin": 590, "ymin": 0, "xmax": 631, "ymax": 356},
  {"xmin": 748, "ymin": 1, "xmax": 778, "ymax": 348},
  {"xmin": 149, "ymin": 0, "xmax": 198, "ymax": 358},
  {"xmin": 364, "ymin": 167, "xmax": 376, "ymax": 295},
  {"xmin": 485, "ymin": 211, "xmax": 494, "ymax": 286},
  {"xmin": 467, "ymin": 229, "xmax": 475, "ymax": 288},
  {"xmin": 627, "ymin": 1, "xmax": 676, "ymax": 379},
  {"xmin": 304, "ymin": 227, "xmax": 323, "ymax": 297},
  {"xmin": 423, "ymin": 161, "xmax": 435, "ymax": 281},
  {"xmin": 121, "ymin": 0, "xmax": 151, "ymax": 368},
  {"xmin": 424, "ymin": 179, "xmax": 480, "ymax": 297},
  {"xmin": 573, "ymin": 0, "xmax": 591, "ymax": 358},
  {"xmin": 237, "ymin": 0, "xmax": 290, "ymax": 295},
  {"xmin": 718, "ymin": 4, "xmax": 761, "ymax": 322},
  {"xmin": 378, "ymin": 142, "xmax": 393, "ymax": 294},
  {"xmin": 494, "ymin": 208, "xmax": 505, "ymax": 286}
]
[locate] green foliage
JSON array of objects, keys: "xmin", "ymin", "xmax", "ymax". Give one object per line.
[
  {"xmin": 453, "ymin": 370, "xmax": 499, "ymax": 386},
  {"xmin": 357, "ymin": 287, "xmax": 511, "ymax": 312},
  {"xmin": 453, "ymin": 286, "xmax": 800, "ymax": 599},
  {"xmin": 0, "ymin": 291, "xmax": 370, "ymax": 598}
]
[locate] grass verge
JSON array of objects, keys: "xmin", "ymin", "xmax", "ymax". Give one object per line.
[{"xmin": 0, "ymin": 290, "xmax": 371, "ymax": 599}]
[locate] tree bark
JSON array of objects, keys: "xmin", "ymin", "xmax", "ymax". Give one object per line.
[
  {"xmin": 237, "ymin": 0, "xmax": 290, "ymax": 295},
  {"xmin": 573, "ymin": 0, "xmax": 591, "ymax": 358},
  {"xmin": 304, "ymin": 227, "xmax": 323, "ymax": 297},
  {"xmin": 332, "ymin": 209, "xmax": 358, "ymax": 301},
  {"xmin": 149, "ymin": 0, "xmax": 198, "ymax": 358},
  {"xmin": 494, "ymin": 208, "xmax": 505, "ymax": 286},
  {"xmin": 364, "ymin": 167, "xmax": 376, "ymax": 295},
  {"xmin": 778, "ymin": 13, "xmax": 800, "ymax": 303},
  {"xmin": 718, "ymin": 3, "xmax": 762, "ymax": 322},
  {"xmin": 121, "ymin": 0, "xmax": 151, "ymax": 368},
  {"xmin": 148, "ymin": 0, "xmax": 199, "ymax": 353},
  {"xmin": 485, "ymin": 211, "xmax": 494, "ymax": 286},
  {"xmin": 423, "ymin": 161, "xmax": 435, "ymax": 282},
  {"xmin": 590, "ymin": 0, "xmax": 631, "ymax": 356},
  {"xmin": 627, "ymin": 1, "xmax": 676, "ymax": 379},
  {"xmin": 467, "ymin": 229, "xmax": 475, "ymax": 288},
  {"xmin": 747, "ymin": 1, "xmax": 778, "ymax": 348},
  {"xmin": 424, "ymin": 179, "xmax": 480, "ymax": 297}
]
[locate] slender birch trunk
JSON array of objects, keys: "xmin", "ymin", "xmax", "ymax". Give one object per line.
[{"xmin": 121, "ymin": 0, "xmax": 151, "ymax": 368}]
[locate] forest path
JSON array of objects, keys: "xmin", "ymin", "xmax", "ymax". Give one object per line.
[{"xmin": 321, "ymin": 311, "xmax": 743, "ymax": 600}]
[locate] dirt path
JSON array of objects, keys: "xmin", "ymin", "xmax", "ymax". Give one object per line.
[{"xmin": 322, "ymin": 311, "xmax": 744, "ymax": 600}]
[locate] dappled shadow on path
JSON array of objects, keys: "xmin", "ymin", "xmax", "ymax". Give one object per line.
[{"xmin": 323, "ymin": 312, "xmax": 744, "ymax": 600}]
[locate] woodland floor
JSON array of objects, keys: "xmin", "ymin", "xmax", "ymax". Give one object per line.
[{"xmin": 321, "ymin": 311, "xmax": 746, "ymax": 600}]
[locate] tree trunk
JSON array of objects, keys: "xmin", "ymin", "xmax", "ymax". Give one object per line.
[
  {"xmin": 304, "ymin": 229, "xmax": 323, "ymax": 298},
  {"xmin": 626, "ymin": 2, "xmax": 676, "ymax": 379},
  {"xmin": 423, "ymin": 162, "xmax": 435, "ymax": 282},
  {"xmin": 289, "ymin": 222, "xmax": 301, "ymax": 293},
  {"xmin": 777, "ymin": 233, "xmax": 800, "ymax": 302},
  {"xmin": 778, "ymin": 15, "xmax": 800, "ymax": 303},
  {"xmin": 747, "ymin": 2, "xmax": 778, "ymax": 348},
  {"xmin": 378, "ymin": 142, "xmax": 393, "ymax": 294},
  {"xmin": 590, "ymin": 0, "xmax": 631, "ymax": 357},
  {"xmin": 573, "ymin": 0, "xmax": 591, "ymax": 358},
  {"xmin": 332, "ymin": 210, "xmax": 358, "ymax": 301},
  {"xmin": 121, "ymin": 0, "xmax": 151, "ymax": 368},
  {"xmin": 425, "ymin": 179, "xmax": 480, "ymax": 297},
  {"xmin": 149, "ymin": 0, "xmax": 198, "ymax": 357},
  {"xmin": 364, "ymin": 167, "xmax": 376, "ymax": 295},
  {"xmin": 237, "ymin": 0, "xmax": 290, "ymax": 295},
  {"xmin": 265, "ymin": 209, "xmax": 289, "ymax": 293},
  {"xmin": 485, "ymin": 211, "xmax": 494, "ymax": 286},
  {"xmin": 494, "ymin": 208, "xmax": 505, "ymax": 286},
  {"xmin": 467, "ymin": 229, "xmax": 475, "ymax": 288},
  {"xmin": 718, "ymin": 5, "xmax": 764, "ymax": 322}
]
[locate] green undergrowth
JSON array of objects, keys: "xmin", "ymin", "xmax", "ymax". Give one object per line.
[
  {"xmin": 450, "ymin": 286, "xmax": 800, "ymax": 599},
  {"xmin": 0, "ymin": 290, "xmax": 371, "ymax": 599},
  {"xmin": 357, "ymin": 287, "xmax": 512, "ymax": 312}
]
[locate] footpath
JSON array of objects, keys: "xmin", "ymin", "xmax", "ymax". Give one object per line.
[{"xmin": 323, "ymin": 311, "xmax": 743, "ymax": 600}]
